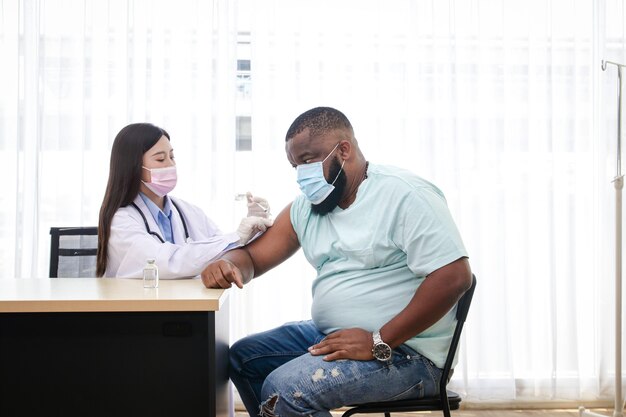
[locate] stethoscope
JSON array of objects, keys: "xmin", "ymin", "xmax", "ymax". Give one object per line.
[{"xmin": 131, "ymin": 199, "xmax": 191, "ymax": 243}]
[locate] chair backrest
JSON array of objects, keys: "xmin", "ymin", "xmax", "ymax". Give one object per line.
[
  {"xmin": 49, "ymin": 227, "xmax": 98, "ymax": 278},
  {"xmin": 439, "ymin": 274, "xmax": 477, "ymax": 394}
]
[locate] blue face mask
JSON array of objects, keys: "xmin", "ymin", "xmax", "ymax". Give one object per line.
[{"xmin": 296, "ymin": 142, "xmax": 345, "ymax": 204}]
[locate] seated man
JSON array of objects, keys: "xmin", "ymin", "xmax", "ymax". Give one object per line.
[{"xmin": 201, "ymin": 106, "xmax": 472, "ymax": 417}]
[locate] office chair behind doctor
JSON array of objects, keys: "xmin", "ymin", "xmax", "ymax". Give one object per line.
[{"xmin": 97, "ymin": 122, "xmax": 273, "ymax": 278}]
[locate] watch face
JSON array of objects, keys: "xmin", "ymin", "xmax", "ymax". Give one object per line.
[{"xmin": 373, "ymin": 343, "xmax": 392, "ymax": 361}]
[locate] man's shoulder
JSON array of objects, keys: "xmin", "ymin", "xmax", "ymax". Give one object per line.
[
  {"xmin": 368, "ymin": 163, "xmax": 444, "ymax": 197},
  {"xmin": 369, "ymin": 163, "xmax": 410, "ymax": 179}
]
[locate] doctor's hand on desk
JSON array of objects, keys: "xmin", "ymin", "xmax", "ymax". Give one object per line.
[{"xmin": 237, "ymin": 216, "xmax": 273, "ymax": 245}]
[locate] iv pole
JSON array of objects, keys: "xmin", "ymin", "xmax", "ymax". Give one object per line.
[{"xmin": 580, "ymin": 59, "xmax": 625, "ymax": 417}]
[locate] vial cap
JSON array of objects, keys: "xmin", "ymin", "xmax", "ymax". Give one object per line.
[{"xmin": 147, "ymin": 259, "xmax": 156, "ymax": 264}]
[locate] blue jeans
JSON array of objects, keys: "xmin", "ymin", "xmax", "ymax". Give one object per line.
[{"xmin": 230, "ymin": 320, "xmax": 442, "ymax": 417}]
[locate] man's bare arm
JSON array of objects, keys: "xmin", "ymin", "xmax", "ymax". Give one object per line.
[
  {"xmin": 201, "ymin": 203, "xmax": 301, "ymax": 288},
  {"xmin": 379, "ymin": 257, "xmax": 472, "ymax": 348}
]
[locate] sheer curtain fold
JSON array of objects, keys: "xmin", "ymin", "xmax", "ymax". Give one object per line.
[{"xmin": 0, "ymin": 0, "xmax": 625, "ymax": 406}]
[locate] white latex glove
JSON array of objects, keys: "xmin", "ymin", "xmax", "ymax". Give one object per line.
[
  {"xmin": 236, "ymin": 216, "xmax": 274, "ymax": 245},
  {"xmin": 246, "ymin": 191, "xmax": 271, "ymax": 218}
]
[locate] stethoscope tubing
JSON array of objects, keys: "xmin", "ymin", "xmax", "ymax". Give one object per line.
[{"xmin": 131, "ymin": 199, "xmax": 190, "ymax": 244}]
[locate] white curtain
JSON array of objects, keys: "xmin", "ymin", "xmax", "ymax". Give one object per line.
[{"xmin": 2, "ymin": 0, "xmax": 626, "ymax": 407}]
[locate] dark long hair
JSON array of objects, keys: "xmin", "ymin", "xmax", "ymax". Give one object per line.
[{"xmin": 96, "ymin": 123, "xmax": 170, "ymax": 276}]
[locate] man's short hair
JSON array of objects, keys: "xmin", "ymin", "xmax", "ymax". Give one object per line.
[{"xmin": 285, "ymin": 107, "xmax": 353, "ymax": 141}]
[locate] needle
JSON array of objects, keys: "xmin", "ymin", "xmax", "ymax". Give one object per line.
[
  {"xmin": 235, "ymin": 193, "xmax": 270, "ymax": 214},
  {"xmin": 254, "ymin": 201, "xmax": 269, "ymax": 213}
]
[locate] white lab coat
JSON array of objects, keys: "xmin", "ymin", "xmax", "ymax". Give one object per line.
[{"xmin": 105, "ymin": 195, "xmax": 240, "ymax": 278}]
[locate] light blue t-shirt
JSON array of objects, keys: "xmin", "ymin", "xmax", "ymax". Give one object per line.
[{"xmin": 290, "ymin": 163, "xmax": 468, "ymax": 368}]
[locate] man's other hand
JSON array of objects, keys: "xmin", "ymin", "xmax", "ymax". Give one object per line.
[{"xmin": 308, "ymin": 328, "xmax": 375, "ymax": 361}]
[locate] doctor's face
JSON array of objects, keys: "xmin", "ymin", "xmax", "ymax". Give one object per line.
[{"xmin": 141, "ymin": 135, "xmax": 175, "ymax": 182}]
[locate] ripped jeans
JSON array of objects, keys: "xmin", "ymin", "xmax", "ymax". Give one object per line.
[{"xmin": 230, "ymin": 320, "xmax": 442, "ymax": 417}]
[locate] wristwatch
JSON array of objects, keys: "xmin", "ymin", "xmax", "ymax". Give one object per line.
[{"xmin": 372, "ymin": 330, "xmax": 392, "ymax": 361}]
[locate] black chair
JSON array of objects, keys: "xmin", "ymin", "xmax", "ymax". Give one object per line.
[
  {"xmin": 49, "ymin": 227, "xmax": 98, "ymax": 278},
  {"xmin": 341, "ymin": 274, "xmax": 477, "ymax": 417}
]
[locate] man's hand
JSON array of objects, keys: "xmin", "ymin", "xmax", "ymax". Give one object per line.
[
  {"xmin": 308, "ymin": 328, "xmax": 376, "ymax": 361},
  {"xmin": 201, "ymin": 259, "xmax": 244, "ymax": 289}
]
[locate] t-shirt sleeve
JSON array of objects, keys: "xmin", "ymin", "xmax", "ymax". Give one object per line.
[
  {"xmin": 396, "ymin": 186, "xmax": 468, "ymax": 277},
  {"xmin": 289, "ymin": 195, "xmax": 308, "ymax": 240}
]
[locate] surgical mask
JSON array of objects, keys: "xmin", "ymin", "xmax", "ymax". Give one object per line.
[
  {"xmin": 296, "ymin": 143, "xmax": 345, "ymax": 204},
  {"xmin": 142, "ymin": 165, "xmax": 177, "ymax": 197}
]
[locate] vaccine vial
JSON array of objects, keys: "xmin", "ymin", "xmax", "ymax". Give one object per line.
[{"xmin": 143, "ymin": 259, "xmax": 159, "ymax": 288}]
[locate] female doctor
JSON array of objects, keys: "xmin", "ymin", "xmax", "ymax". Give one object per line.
[{"xmin": 96, "ymin": 122, "xmax": 273, "ymax": 278}]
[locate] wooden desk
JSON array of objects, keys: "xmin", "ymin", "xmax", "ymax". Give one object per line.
[{"xmin": 0, "ymin": 278, "xmax": 231, "ymax": 417}]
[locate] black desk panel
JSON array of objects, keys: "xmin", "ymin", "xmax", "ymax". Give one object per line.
[{"xmin": 0, "ymin": 301, "xmax": 230, "ymax": 417}]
